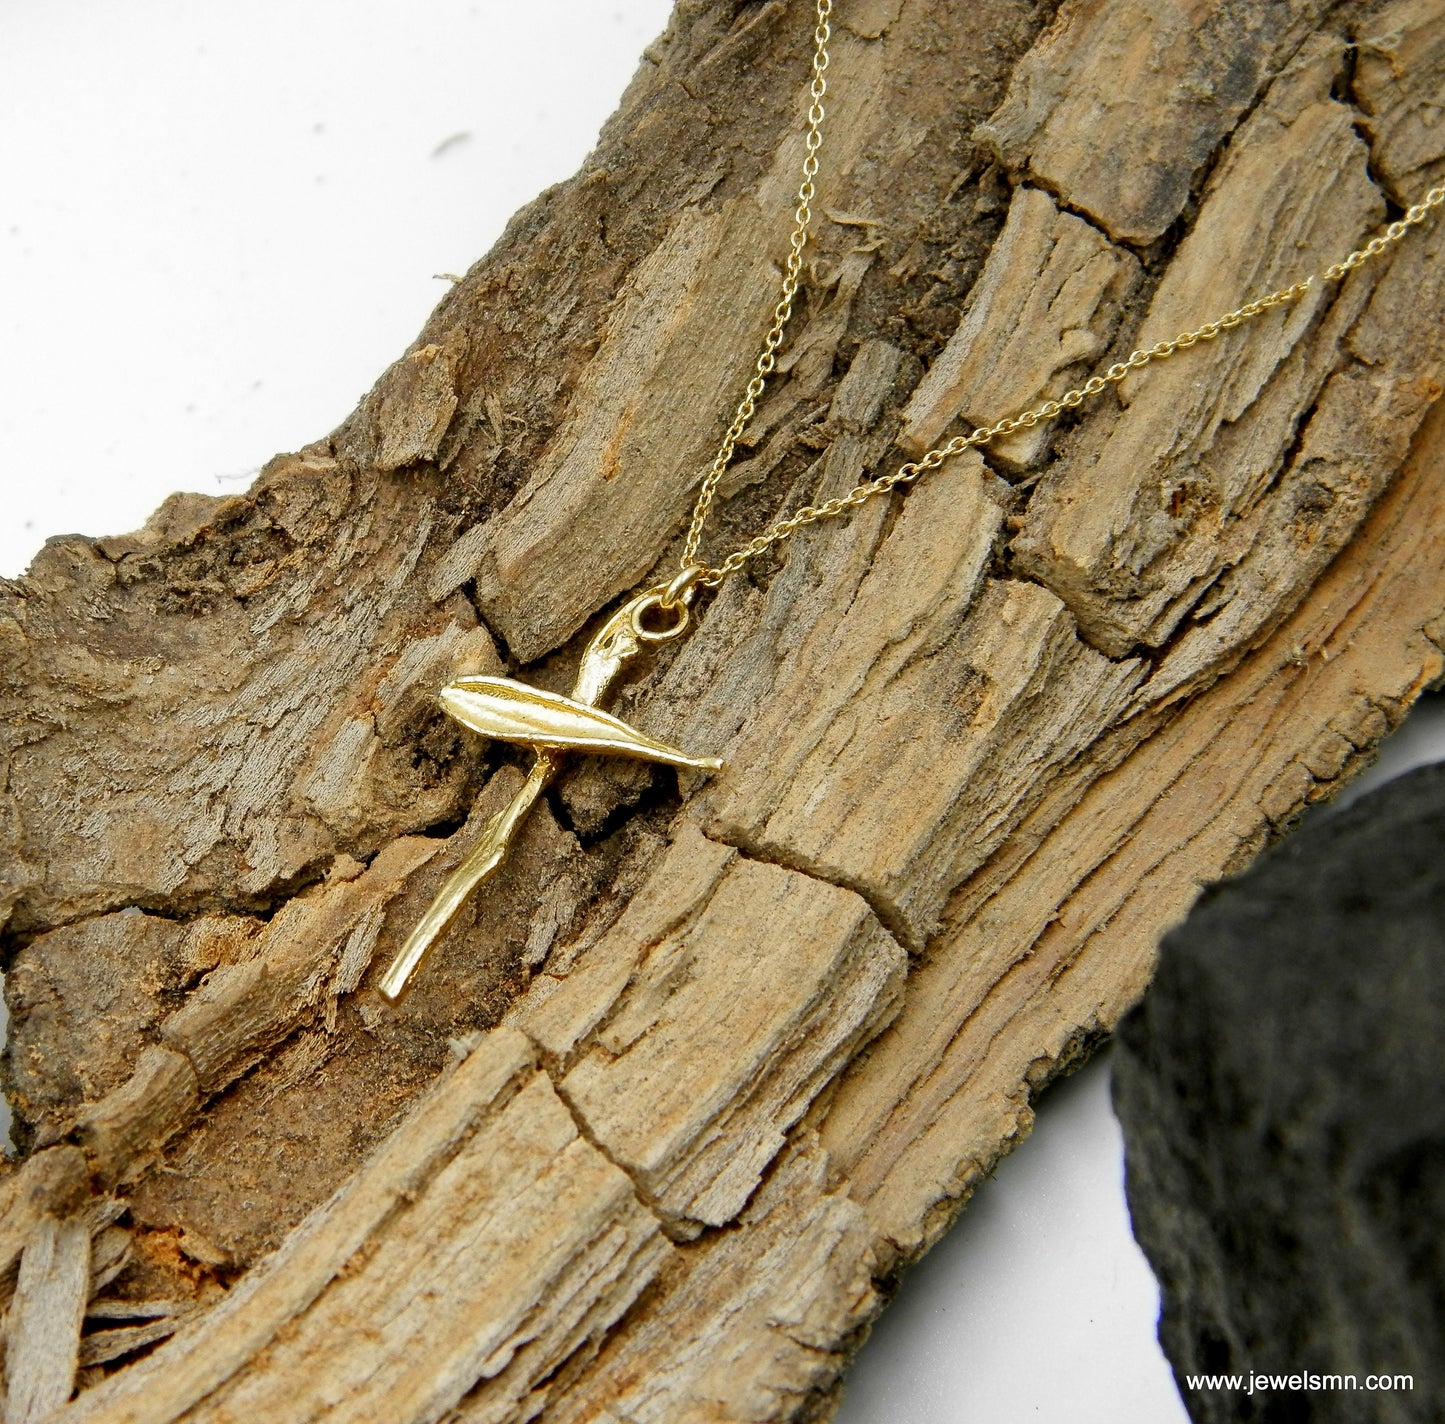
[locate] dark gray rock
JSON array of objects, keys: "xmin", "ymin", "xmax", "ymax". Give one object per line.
[{"xmin": 1113, "ymin": 761, "xmax": 1445, "ymax": 1424}]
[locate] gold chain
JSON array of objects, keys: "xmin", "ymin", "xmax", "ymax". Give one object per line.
[
  {"xmin": 672, "ymin": 0, "xmax": 1445, "ymax": 595},
  {"xmin": 677, "ymin": 0, "xmax": 834, "ymax": 576}
]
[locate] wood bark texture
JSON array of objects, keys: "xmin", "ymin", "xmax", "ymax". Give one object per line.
[{"xmin": 2, "ymin": 0, "xmax": 1444, "ymax": 1419}]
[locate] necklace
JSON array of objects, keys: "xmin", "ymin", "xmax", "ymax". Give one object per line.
[{"xmin": 377, "ymin": 0, "xmax": 1444, "ymax": 1001}]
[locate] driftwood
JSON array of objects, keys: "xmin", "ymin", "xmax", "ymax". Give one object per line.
[{"xmin": 1, "ymin": 0, "xmax": 1444, "ymax": 1418}]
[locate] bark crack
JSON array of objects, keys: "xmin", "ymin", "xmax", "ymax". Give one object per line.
[
  {"xmin": 519, "ymin": 1030, "xmax": 685, "ymax": 1239},
  {"xmin": 698, "ymin": 822, "xmax": 919, "ymax": 954}
]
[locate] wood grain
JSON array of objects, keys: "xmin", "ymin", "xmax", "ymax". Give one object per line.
[
  {"xmin": 4, "ymin": 1217, "xmax": 90, "ymax": 1424},
  {"xmin": 899, "ymin": 184, "xmax": 1141, "ymax": 469}
]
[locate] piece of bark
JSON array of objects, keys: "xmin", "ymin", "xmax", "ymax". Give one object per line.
[
  {"xmin": 468, "ymin": 201, "xmax": 801, "ymax": 660},
  {"xmin": 0, "ymin": 456, "xmax": 501, "ymax": 932},
  {"xmin": 2, "ymin": 1, "xmax": 1444, "ymax": 1420},
  {"xmin": 79, "ymin": 1317, "xmax": 190, "ymax": 1371},
  {"xmin": 0, "ymin": 839, "xmax": 443, "ymax": 1209},
  {"xmin": 112, "ymin": 774, "xmax": 586, "ymax": 1272},
  {"xmin": 4, "ymin": 1216, "xmax": 91, "ymax": 1424},
  {"xmin": 0, "ymin": 1150, "xmax": 91, "ymax": 1288},
  {"xmin": 85, "ymin": 1227, "xmax": 133, "ymax": 1300},
  {"xmin": 1354, "ymin": 0, "xmax": 1445, "ymax": 202},
  {"xmin": 1140, "ymin": 207, "xmax": 1445, "ymax": 703},
  {"xmin": 514, "ymin": 825, "xmax": 905, "ymax": 1235},
  {"xmin": 52, "ymin": 1029, "xmax": 672, "ymax": 1424},
  {"xmin": 352, "ymin": 344, "xmax": 463, "ymax": 474},
  {"xmin": 595, "ymin": 407, "xmax": 1140, "ymax": 950},
  {"xmin": 821, "ymin": 400, "xmax": 1445, "ymax": 1266},
  {"xmin": 975, "ymin": 0, "xmax": 1335, "ymax": 244},
  {"xmin": 158, "ymin": 837, "xmax": 438, "ymax": 1096},
  {"xmin": 75, "ymin": 1048, "xmax": 200, "ymax": 1190},
  {"xmin": 5, "ymin": 914, "xmax": 254, "ymax": 1148},
  {"xmin": 1013, "ymin": 34, "xmax": 1393, "ymax": 661},
  {"xmin": 535, "ymin": 1131, "xmax": 879, "ymax": 1424},
  {"xmin": 899, "ymin": 184, "xmax": 1141, "ymax": 469},
  {"xmin": 447, "ymin": 0, "xmax": 1028, "ymax": 661}
]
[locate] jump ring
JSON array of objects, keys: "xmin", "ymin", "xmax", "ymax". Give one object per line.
[{"xmin": 630, "ymin": 592, "xmax": 691, "ymax": 642}]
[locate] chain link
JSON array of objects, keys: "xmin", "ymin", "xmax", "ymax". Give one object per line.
[{"xmin": 676, "ymin": 6, "xmax": 1445, "ymax": 590}]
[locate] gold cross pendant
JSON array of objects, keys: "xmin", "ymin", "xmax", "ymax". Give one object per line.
[{"xmin": 377, "ymin": 580, "xmax": 721, "ymax": 1000}]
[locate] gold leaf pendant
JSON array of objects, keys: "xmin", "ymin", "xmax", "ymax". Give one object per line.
[{"xmin": 378, "ymin": 584, "xmax": 720, "ymax": 1000}]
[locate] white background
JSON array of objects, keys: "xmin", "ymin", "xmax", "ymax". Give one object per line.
[{"xmin": 3, "ymin": 5, "xmax": 1441, "ymax": 1421}]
